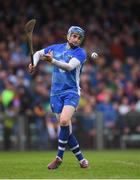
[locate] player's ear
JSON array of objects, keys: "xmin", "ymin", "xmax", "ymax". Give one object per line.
[{"xmin": 67, "ymin": 34, "xmax": 70, "ymax": 41}]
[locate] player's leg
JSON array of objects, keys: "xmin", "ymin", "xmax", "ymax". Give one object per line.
[
  {"xmin": 48, "ymin": 93, "xmax": 88, "ymax": 169},
  {"xmin": 48, "ymin": 94, "xmax": 75, "ymax": 169},
  {"xmin": 56, "ymin": 105, "xmax": 75, "ymax": 160},
  {"xmin": 68, "ymin": 126, "xmax": 89, "ymax": 168},
  {"xmin": 47, "ymin": 95, "xmax": 63, "ymax": 169},
  {"xmin": 63, "ymin": 93, "xmax": 89, "ymax": 168}
]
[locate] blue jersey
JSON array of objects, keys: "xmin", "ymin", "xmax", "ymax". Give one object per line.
[{"xmin": 44, "ymin": 43, "xmax": 87, "ymax": 96}]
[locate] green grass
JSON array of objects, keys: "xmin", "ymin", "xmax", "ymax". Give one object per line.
[{"xmin": 0, "ymin": 150, "xmax": 140, "ymax": 179}]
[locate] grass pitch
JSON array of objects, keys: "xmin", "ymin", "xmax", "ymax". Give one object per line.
[{"xmin": 0, "ymin": 150, "xmax": 140, "ymax": 179}]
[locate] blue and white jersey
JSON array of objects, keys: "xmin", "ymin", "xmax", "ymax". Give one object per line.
[{"xmin": 44, "ymin": 43, "xmax": 87, "ymax": 96}]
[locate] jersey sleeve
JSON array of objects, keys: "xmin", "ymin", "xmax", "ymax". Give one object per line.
[{"xmin": 73, "ymin": 48, "xmax": 87, "ymax": 64}]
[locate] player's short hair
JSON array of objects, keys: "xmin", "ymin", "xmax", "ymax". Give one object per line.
[{"xmin": 67, "ymin": 26, "xmax": 85, "ymax": 41}]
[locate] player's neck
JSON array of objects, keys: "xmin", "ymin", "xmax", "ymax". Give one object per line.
[{"xmin": 66, "ymin": 42, "xmax": 78, "ymax": 49}]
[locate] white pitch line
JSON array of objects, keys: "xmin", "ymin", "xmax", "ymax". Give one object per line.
[
  {"xmin": 100, "ymin": 160, "xmax": 140, "ymax": 167},
  {"xmin": 112, "ymin": 160, "xmax": 140, "ymax": 167}
]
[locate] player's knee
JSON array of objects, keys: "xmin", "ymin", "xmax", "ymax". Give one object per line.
[{"xmin": 60, "ymin": 118, "xmax": 69, "ymax": 126}]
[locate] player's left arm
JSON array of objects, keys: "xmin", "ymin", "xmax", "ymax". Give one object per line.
[{"xmin": 43, "ymin": 49, "xmax": 86, "ymax": 71}]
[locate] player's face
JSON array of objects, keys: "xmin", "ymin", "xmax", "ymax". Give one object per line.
[{"xmin": 68, "ymin": 33, "xmax": 82, "ymax": 47}]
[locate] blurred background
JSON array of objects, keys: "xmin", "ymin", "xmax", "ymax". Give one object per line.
[{"xmin": 0, "ymin": 0, "xmax": 140, "ymax": 151}]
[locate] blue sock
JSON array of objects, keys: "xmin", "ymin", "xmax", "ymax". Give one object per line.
[
  {"xmin": 68, "ymin": 134, "xmax": 84, "ymax": 161},
  {"xmin": 57, "ymin": 126, "xmax": 70, "ymax": 160}
]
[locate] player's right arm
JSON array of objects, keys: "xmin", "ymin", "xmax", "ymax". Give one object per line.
[
  {"xmin": 27, "ymin": 49, "xmax": 44, "ymax": 73},
  {"xmin": 28, "ymin": 44, "xmax": 56, "ymax": 73}
]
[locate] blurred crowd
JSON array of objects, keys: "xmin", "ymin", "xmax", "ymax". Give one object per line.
[{"xmin": 0, "ymin": 0, "xmax": 140, "ymax": 150}]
